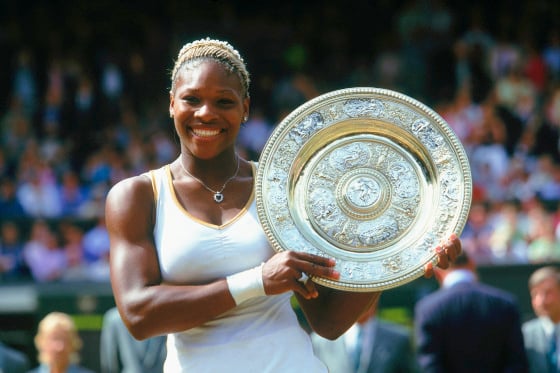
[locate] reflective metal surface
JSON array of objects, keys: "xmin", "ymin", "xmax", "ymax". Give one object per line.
[{"xmin": 256, "ymin": 88, "xmax": 472, "ymax": 291}]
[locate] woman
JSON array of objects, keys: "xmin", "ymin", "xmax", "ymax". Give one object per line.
[
  {"xmin": 106, "ymin": 38, "xmax": 461, "ymax": 372},
  {"xmin": 28, "ymin": 312, "xmax": 94, "ymax": 373}
]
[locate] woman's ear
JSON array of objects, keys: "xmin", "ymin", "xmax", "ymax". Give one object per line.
[
  {"xmin": 243, "ymin": 97, "xmax": 250, "ymax": 121},
  {"xmin": 169, "ymin": 91, "xmax": 175, "ymax": 118}
]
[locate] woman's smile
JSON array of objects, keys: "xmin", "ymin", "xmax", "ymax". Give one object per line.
[{"xmin": 190, "ymin": 127, "xmax": 224, "ymax": 138}]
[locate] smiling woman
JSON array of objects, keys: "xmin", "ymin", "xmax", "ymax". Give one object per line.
[{"xmin": 105, "ymin": 37, "xmax": 462, "ymax": 372}]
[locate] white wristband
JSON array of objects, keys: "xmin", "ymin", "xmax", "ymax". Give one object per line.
[{"xmin": 226, "ymin": 263, "xmax": 266, "ymax": 305}]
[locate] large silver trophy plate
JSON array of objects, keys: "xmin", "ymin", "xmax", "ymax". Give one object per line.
[{"xmin": 255, "ymin": 87, "xmax": 472, "ymax": 291}]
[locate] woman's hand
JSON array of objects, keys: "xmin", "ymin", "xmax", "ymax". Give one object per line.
[
  {"xmin": 261, "ymin": 251, "xmax": 339, "ymax": 300},
  {"xmin": 424, "ymin": 233, "xmax": 462, "ymax": 278}
]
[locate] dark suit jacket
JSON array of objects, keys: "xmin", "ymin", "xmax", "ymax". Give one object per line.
[
  {"xmin": 414, "ymin": 281, "xmax": 529, "ymax": 373},
  {"xmin": 312, "ymin": 319, "xmax": 415, "ymax": 373},
  {"xmin": 522, "ymin": 318, "xmax": 555, "ymax": 373},
  {"xmin": 0, "ymin": 342, "xmax": 30, "ymax": 373}
]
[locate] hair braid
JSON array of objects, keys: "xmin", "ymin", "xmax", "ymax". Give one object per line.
[{"xmin": 170, "ymin": 38, "xmax": 250, "ymax": 98}]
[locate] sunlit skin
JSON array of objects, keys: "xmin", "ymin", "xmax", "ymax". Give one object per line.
[
  {"xmin": 530, "ymin": 277, "xmax": 560, "ymax": 323},
  {"xmin": 169, "ymin": 60, "xmax": 249, "ymax": 163},
  {"xmin": 107, "ymin": 58, "xmax": 463, "ymax": 342}
]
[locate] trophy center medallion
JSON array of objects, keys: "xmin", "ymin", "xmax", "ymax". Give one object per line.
[{"xmin": 345, "ymin": 175, "xmax": 381, "ymax": 208}]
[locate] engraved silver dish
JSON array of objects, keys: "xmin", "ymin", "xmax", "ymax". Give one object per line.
[{"xmin": 255, "ymin": 87, "xmax": 472, "ymax": 291}]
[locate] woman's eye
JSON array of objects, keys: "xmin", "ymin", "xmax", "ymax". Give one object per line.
[
  {"xmin": 183, "ymin": 96, "xmax": 199, "ymax": 104},
  {"xmin": 218, "ymin": 99, "xmax": 235, "ymax": 106}
]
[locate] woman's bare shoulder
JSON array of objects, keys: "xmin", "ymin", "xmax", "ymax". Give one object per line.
[
  {"xmin": 107, "ymin": 173, "xmax": 153, "ymax": 202},
  {"xmin": 105, "ymin": 173, "xmax": 155, "ymax": 226}
]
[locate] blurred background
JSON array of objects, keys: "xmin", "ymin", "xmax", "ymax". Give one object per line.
[{"xmin": 1, "ymin": 0, "xmax": 560, "ymax": 371}]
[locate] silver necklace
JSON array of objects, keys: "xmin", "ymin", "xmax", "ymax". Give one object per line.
[{"xmin": 179, "ymin": 156, "xmax": 240, "ymax": 203}]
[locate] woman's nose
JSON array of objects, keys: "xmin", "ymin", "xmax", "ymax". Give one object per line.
[{"xmin": 195, "ymin": 103, "xmax": 217, "ymax": 121}]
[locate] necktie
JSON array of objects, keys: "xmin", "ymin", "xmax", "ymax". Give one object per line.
[
  {"xmin": 353, "ymin": 326, "xmax": 363, "ymax": 372},
  {"xmin": 549, "ymin": 328, "xmax": 558, "ymax": 373}
]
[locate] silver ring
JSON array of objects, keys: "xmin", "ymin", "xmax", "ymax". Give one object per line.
[{"xmin": 298, "ymin": 273, "xmax": 309, "ymax": 284}]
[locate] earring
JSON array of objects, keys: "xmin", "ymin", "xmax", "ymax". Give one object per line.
[
  {"xmin": 170, "ymin": 113, "xmax": 174, "ymax": 118},
  {"xmin": 243, "ymin": 115, "xmax": 248, "ymax": 122}
]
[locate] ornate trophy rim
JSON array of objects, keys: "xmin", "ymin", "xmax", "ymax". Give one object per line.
[{"xmin": 255, "ymin": 87, "xmax": 472, "ymax": 292}]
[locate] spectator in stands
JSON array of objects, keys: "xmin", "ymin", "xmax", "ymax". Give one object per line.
[
  {"xmin": 57, "ymin": 220, "xmax": 88, "ymax": 281},
  {"xmin": 0, "ymin": 97, "xmax": 34, "ymax": 166},
  {"xmin": 78, "ymin": 183, "xmax": 109, "ymax": 220},
  {"xmin": 0, "ymin": 176, "xmax": 27, "ymax": 219},
  {"xmin": 82, "ymin": 215, "xmax": 110, "ymax": 281},
  {"xmin": 543, "ymin": 84, "xmax": 560, "ymax": 145},
  {"xmin": 237, "ymin": 106, "xmax": 273, "ymax": 161},
  {"xmin": 523, "ymin": 266, "xmax": 560, "ymax": 373},
  {"xmin": 58, "ymin": 170, "xmax": 90, "ymax": 218},
  {"xmin": 488, "ymin": 199, "xmax": 529, "ymax": 264},
  {"xmin": 16, "ymin": 164, "xmax": 62, "ymax": 219},
  {"xmin": 461, "ymin": 200, "xmax": 494, "ymax": 263},
  {"xmin": 469, "ymin": 102, "xmax": 511, "ymax": 202},
  {"xmin": 29, "ymin": 311, "xmax": 94, "ymax": 373},
  {"xmin": 0, "ymin": 220, "xmax": 30, "ymax": 281},
  {"xmin": 23, "ymin": 220, "xmax": 67, "ymax": 282},
  {"xmin": 11, "ymin": 49, "xmax": 38, "ymax": 119},
  {"xmin": 543, "ymin": 30, "xmax": 560, "ymax": 82},
  {"xmin": 526, "ymin": 212, "xmax": 560, "ymax": 263}
]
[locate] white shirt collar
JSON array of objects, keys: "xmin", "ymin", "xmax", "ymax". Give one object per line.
[
  {"xmin": 442, "ymin": 269, "xmax": 477, "ymax": 288},
  {"xmin": 540, "ymin": 316, "xmax": 560, "ymax": 337}
]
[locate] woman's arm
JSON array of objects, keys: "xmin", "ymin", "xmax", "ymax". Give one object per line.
[
  {"xmin": 106, "ymin": 175, "xmax": 238, "ymax": 340},
  {"xmin": 297, "ymin": 287, "xmax": 380, "ymax": 340}
]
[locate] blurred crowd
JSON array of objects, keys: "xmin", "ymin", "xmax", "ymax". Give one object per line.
[{"xmin": 1, "ymin": 0, "xmax": 560, "ymax": 283}]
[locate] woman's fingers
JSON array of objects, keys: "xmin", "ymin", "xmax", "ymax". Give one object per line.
[
  {"xmin": 436, "ymin": 244, "xmax": 449, "ymax": 269},
  {"xmin": 438, "ymin": 233, "xmax": 462, "ymax": 268},
  {"xmin": 424, "ymin": 261, "xmax": 435, "ymax": 278},
  {"xmin": 295, "ymin": 252, "xmax": 339, "ymax": 280},
  {"xmin": 293, "ymin": 272, "xmax": 319, "ymax": 299},
  {"xmin": 424, "ymin": 234, "xmax": 463, "ymax": 278},
  {"xmin": 262, "ymin": 251, "xmax": 338, "ymax": 296}
]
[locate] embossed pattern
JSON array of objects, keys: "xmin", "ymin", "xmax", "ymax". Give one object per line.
[{"xmin": 256, "ymin": 88, "xmax": 472, "ymax": 291}]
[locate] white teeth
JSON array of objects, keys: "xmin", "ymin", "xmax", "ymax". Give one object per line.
[{"xmin": 192, "ymin": 128, "xmax": 220, "ymax": 137}]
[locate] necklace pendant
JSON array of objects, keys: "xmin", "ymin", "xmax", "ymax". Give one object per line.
[{"xmin": 213, "ymin": 193, "xmax": 224, "ymax": 203}]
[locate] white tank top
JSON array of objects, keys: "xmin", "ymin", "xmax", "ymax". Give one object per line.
[{"xmin": 149, "ymin": 164, "xmax": 327, "ymax": 373}]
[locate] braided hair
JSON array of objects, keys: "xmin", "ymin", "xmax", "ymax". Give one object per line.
[{"xmin": 170, "ymin": 38, "xmax": 250, "ymax": 98}]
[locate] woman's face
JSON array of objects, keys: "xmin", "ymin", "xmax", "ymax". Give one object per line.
[{"xmin": 170, "ymin": 60, "xmax": 249, "ymax": 160}]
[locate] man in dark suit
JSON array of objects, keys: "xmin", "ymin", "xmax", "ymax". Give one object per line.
[
  {"xmin": 522, "ymin": 266, "xmax": 560, "ymax": 373},
  {"xmin": 100, "ymin": 307, "xmax": 167, "ymax": 373},
  {"xmin": 0, "ymin": 341, "xmax": 30, "ymax": 373},
  {"xmin": 414, "ymin": 251, "xmax": 528, "ymax": 372},
  {"xmin": 311, "ymin": 301, "xmax": 415, "ymax": 373}
]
